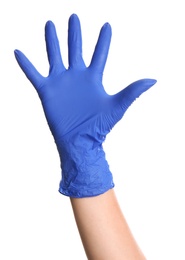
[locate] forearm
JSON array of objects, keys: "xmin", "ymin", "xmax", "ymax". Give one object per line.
[{"xmin": 70, "ymin": 189, "xmax": 146, "ymax": 260}]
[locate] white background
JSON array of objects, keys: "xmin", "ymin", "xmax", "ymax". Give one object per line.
[{"xmin": 0, "ymin": 0, "xmax": 185, "ymax": 259}]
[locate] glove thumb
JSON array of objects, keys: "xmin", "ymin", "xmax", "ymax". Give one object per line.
[{"xmin": 114, "ymin": 78, "xmax": 157, "ymax": 111}]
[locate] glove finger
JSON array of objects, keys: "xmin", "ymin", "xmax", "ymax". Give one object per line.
[
  {"xmin": 68, "ymin": 14, "xmax": 86, "ymax": 69},
  {"xmin": 89, "ymin": 23, "xmax": 111, "ymax": 74},
  {"xmin": 114, "ymin": 78, "xmax": 157, "ymax": 111},
  {"xmin": 45, "ymin": 21, "xmax": 65, "ymax": 74},
  {"xmin": 14, "ymin": 49, "xmax": 44, "ymax": 90}
]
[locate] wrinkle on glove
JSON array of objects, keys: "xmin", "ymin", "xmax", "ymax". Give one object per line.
[{"xmin": 14, "ymin": 14, "xmax": 157, "ymax": 198}]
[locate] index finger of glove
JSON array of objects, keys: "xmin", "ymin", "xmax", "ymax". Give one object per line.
[
  {"xmin": 14, "ymin": 49, "xmax": 44, "ymax": 90},
  {"xmin": 89, "ymin": 23, "xmax": 112, "ymax": 74}
]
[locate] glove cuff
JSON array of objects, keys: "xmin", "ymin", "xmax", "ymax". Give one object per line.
[{"xmin": 56, "ymin": 131, "xmax": 114, "ymax": 198}]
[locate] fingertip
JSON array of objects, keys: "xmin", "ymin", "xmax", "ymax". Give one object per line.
[
  {"xmin": 135, "ymin": 78, "xmax": 157, "ymax": 88},
  {"xmin": 103, "ymin": 22, "xmax": 111, "ymax": 29},
  {"xmin": 14, "ymin": 49, "xmax": 20, "ymax": 54},
  {"xmin": 46, "ymin": 20, "xmax": 53, "ymax": 25},
  {"xmin": 14, "ymin": 49, "xmax": 18, "ymax": 55},
  {"xmin": 144, "ymin": 78, "xmax": 157, "ymax": 87},
  {"xmin": 70, "ymin": 13, "xmax": 78, "ymax": 18},
  {"xmin": 69, "ymin": 13, "xmax": 80, "ymax": 23},
  {"xmin": 101, "ymin": 22, "xmax": 112, "ymax": 35},
  {"xmin": 147, "ymin": 78, "xmax": 157, "ymax": 84},
  {"xmin": 14, "ymin": 50, "xmax": 18, "ymax": 61},
  {"xmin": 100, "ymin": 22, "xmax": 112, "ymax": 45},
  {"xmin": 45, "ymin": 20, "xmax": 55, "ymax": 30},
  {"xmin": 14, "ymin": 49, "xmax": 22, "ymax": 60}
]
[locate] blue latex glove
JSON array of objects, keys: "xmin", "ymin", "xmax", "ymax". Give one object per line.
[{"xmin": 14, "ymin": 14, "xmax": 157, "ymax": 198}]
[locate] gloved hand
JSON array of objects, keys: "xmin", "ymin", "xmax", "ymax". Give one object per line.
[{"xmin": 14, "ymin": 14, "xmax": 157, "ymax": 198}]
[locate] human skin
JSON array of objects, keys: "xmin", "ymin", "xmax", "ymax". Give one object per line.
[{"xmin": 70, "ymin": 189, "xmax": 146, "ymax": 260}]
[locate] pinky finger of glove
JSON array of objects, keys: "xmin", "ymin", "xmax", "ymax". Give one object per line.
[{"xmin": 14, "ymin": 49, "xmax": 44, "ymax": 90}]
